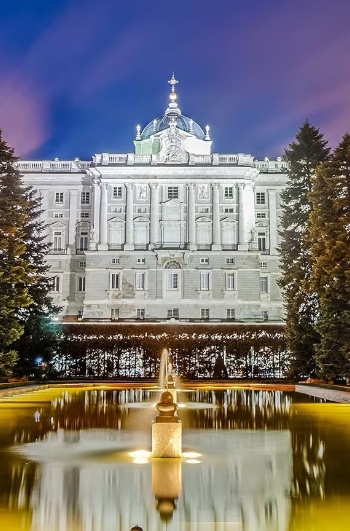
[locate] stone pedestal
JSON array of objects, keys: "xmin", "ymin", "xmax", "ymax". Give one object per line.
[{"xmin": 152, "ymin": 422, "xmax": 182, "ymax": 458}]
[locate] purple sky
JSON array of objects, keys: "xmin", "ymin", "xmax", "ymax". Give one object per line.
[{"xmin": 1, "ymin": 0, "xmax": 349, "ymax": 160}]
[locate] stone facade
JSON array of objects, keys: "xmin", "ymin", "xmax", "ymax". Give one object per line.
[{"xmin": 18, "ymin": 78, "xmax": 288, "ymax": 323}]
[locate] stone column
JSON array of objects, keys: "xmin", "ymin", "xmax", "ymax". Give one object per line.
[
  {"xmin": 98, "ymin": 183, "xmax": 108, "ymax": 250},
  {"xmin": 187, "ymin": 183, "xmax": 196, "ymax": 250},
  {"xmin": 268, "ymin": 189, "xmax": 277, "ymax": 255},
  {"xmin": 124, "ymin": 183, "xmax": 134, "ymax": 250},
  {"xmin": 238, "ymin": 181, "xmax": 255, "ymax": 250},
  {"xmin": 212, "ymin": 183, "xmax": 221, "ymax": 250},
  {"xmin": 149, "ymin": 183, "xmax": 160, "ymax": 249},
  {"xmin": 90, "ymin": 183, "xmax": 100, "ymax": 250},
  {"xmin": 68, "ymin": 189, "xmax": 78, "ymax": 253}
]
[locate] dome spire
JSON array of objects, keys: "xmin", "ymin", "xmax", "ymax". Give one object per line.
[{"xmin": 165, "ymin": 73, "xmax": 181, "ymax": 116}]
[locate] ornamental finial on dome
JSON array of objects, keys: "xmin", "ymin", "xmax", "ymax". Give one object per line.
[
  {"xmin": 165, "ymin": 73, "xmax": 181, "ymax": 116},
  {"xmin": 204, "ymin": 125, "xmax": 211, "ymax": 141},
  {"xmin": 135, "ymin": 124, "xmax": 141, "ymax": 140}
]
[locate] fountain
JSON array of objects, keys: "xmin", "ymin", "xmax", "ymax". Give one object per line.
[{"xmin": 152, "ymin": 349, "xmax": 182, "ymax": 458}]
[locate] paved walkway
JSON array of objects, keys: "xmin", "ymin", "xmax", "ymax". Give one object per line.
[{"xmin": 295, "ymin": 384, "xmax": 350, "ymax": 403}]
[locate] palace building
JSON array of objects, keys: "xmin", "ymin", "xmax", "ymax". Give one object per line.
[{"xmin": 18, "ymin": 75, "xmax": 288, "ymax": 323}]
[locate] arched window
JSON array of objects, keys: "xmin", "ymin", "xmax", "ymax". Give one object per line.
[{"xmin": 164, "ymin": 260, "xmax": 181, "ymax": 269}]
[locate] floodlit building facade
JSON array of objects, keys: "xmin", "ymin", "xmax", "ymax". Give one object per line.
[{"xmin": 18, "ymin": 76, "xmax": 288, "ymax": 323}]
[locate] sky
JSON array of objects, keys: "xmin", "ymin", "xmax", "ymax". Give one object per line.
[{"xmin": 0, "ymin": 0, "xmax": 349, "ymax": 161}]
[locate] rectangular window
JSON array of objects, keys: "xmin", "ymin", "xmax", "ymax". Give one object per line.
[
  {"xmin": 224, "ymin": 187, "xmax": 234, "ymax": 199},
  {"xmin": 81, "ymin": 192, "xmax": 90, "ymax": 204},
  {"xmin": 256, "ymin": 192, "xmax": 266, "ymax": 205},
  {"xmin": 53, "ymin": 231, "xmax": 62, "ymax": 250},
  {"xmin": 136, "ymin": 308, "xmax": 145, "ymax": 320},
  {"xmin": 201, "ymin": 308, "xmax": 209, "ymax": 320},
  {"xmin": 111, "ymin": 258, "xmax": 120, "ymax": 265},
  {"xmin": 167, "ymin": 308, "xmax": 179, "ymax": 319},
  {"xmin": 135, "ymin": 272, "xmax": 146, "ymax": 290},
  {"xmin": 260, "ymin": 276, "xmax": 268, "ymax": 293},
  {"xmin": 258, "ymin": 232, "xmax": 266, "ymax": 251},
  {"xmin": 226, "ymin": 273, "xmax": 235, "ymax": 290},
  {"xmin": 200, "ymin": 272, "xmax": 210, "ymax": 290},
  {"xmin": 79, "ymin": 261, "xmax": 85, "ymax": 268},
  {"xmin": 51, "ymin": 276, "xmax": 60, "ymax": 292},
  {"xmin": 137, "ymin": 207, "xmax": 147, "ymax": 213},
  {"xmin": 260, "ymin": 262, "xmax": 267, "ymax": 269},
  {"xmin": 111, "ymin": 308, "xmax": 119, "ymax": 320},
  {"xmin": 79, "ymin": 232, "xmax": 88, "ymax": 251},
  {"xmin": 256, "ymin": 212, "xmax": 266, "ymax": 218},
  {"xmin": 262, "ymin": 310, "xmax": 268, "ymax": 321},
  {"xmin": 200, "ymin": 257, "xmax": 209, "ymax": 264},
  {"xmin": 167, "ymin": 186, "xmax": 179, "ymax": 199},
  {"xmin": 54, "ymin": 213, "xmax": 63, "ymax": 218},
  {"xmin": 113, "ymin": 207, "xmax": 123, "ymax": 213},
  {"xmin": 137, "ymin": 258, "xmax": 145, "ymax": 264},
  {"xmin": 168, "ymin": 273, "xmax": 178, "ymax": 290},
  {"xmin": 225, "ymin": 258, "xmax": 235, "ymax": 265},
  {"xmin": 113, "ymin": 186, "xmax": 122, "ymax": 199},
  {"xmin": 55, "ymin": 192, "xmax": 64, "ymax": 204},
  {"xmin": 110, "ymin": 272, "xmax": 120, "ymax": 290},
  {"xmin": 224, "ymin": 207, "xmax": 234, "ymax": 213},
  {"xmin": 227, "ymin": 309, "xmax": 235, "ymax": 320},
  {"xmin": 198, "ymin": 207, "xmax": 210, "ymax": 213},
  {"xmin": 78, "ymin": 276, "xmax": 85, "ymax": 292},
  {"xmin": 80, "ymin": 212, "xmax": 90, "ymax": 219}
]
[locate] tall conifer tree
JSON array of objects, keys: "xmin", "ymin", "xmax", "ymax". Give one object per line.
[
  {"xmin": 308, "ymin": 133, "xmax": 350, "ymax": 380},
  {"xmin": 0, "ymin": 129, "xmax": 56, "ymax": 376},
  {"xmin": 278, "ymin": 121, "xmax": 330, "ymax": 378}
]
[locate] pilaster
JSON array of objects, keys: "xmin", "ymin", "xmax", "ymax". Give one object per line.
[
  {"xmin": 124, "ymin": 182, "xmax": 134, "ymax": 250},
  {"xmin": 212, "ymin": 183, "xmax": 221, "ymax": 250},
  {"xmin": 98, "ymin": 183, "xmax": 108, "ymax": 250},
  {"xmin": 187, "ymin": 183, "xmax": 197, "ymax": 250}
]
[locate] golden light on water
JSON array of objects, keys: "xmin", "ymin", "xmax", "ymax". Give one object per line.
[{"xmin": 129, "ymin": 450, "xmax": 152, "ymax": 459}]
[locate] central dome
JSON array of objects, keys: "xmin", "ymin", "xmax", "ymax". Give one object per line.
[
  {"xmin": 140, "ymin": 74, "xmax": 206, "ymax": 141},
  {"xmin": 141, "ymin": 114, "xmax": 205, "ymax": 140}
]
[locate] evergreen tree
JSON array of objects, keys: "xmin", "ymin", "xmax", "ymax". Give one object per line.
[
  {"xmin": 0, "ymin": 129, "xmax": 57, "ymax": 376},
  {"xmin": 308, "ymin": 133, "xmax": 350, "ymax": 381},
  {"xmin": 278, "ymin": 121, "xmax": 330, "ymax": 379}
]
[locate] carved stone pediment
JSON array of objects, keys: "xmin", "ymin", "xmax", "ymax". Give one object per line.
[{"xmin": 158, "ymin": 126, "xmax": 189, "ymax": 164}]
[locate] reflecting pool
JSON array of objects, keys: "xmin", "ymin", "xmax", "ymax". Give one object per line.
[{"xmin": 0, "ymin": 386, "xmax": 350, "ymax": 530}]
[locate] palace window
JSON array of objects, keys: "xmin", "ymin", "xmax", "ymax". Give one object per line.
[
  {"xmin": 260, "ymin": 262, "xmax": 267, "ymax": 269},
  {"xmin": 227, "ymin": 309, "xmax": 235, "ymax": 320},
  {"xmin": 81, "ymin": 212, "xmax": 90, "ymax": 219},
  {"xmin": 256, "ymin": 192, "xmax": 266, "ymax": 205},
  {"xmin": 224, "ymin": 207, "xmax": 234, "ymax": 213},
  {"xmin": 110, "ymin": 272, "xmax": 120, "ymax": 290},
  {"xmin": 51, "ymin": 276, "xmax": 60, "ymax": 292},
  {"xmin": 79, "ymin": 261, "xmax": 85, "ymax": 268},
  {"xmin": 167, "ymin": 308, "xmax": 179, "ymax": 319},
  {"xmin": 225, "ymin": 258, "xmax": 235, "ymax": 265},
  {"xmin": 200, "ymin": 257, "xmax": 209, "ymax": 264},
  {"xmin": 167, "ymin": 187, "xmax": 179, "ymax": 199},
  {"xmin": 201, "ymin": 308, "xmax": 210, "ymax": 320},
  {"xmin": 81, "ymin": 192, "xmax": 90, "ymax": 204},
  {"xmin": 111, "ymin": 258, "xmax": 120, "ymax": 264},
  {"xmin": 200, "ymin": 272, "xmax": 210, "ymax": 290},
  {"xmin": 168, "ymin": 273, "xmax": 179, "ymax": 290},
  {"xmin": 135, "ymin": 272, "xmax": 146, "ymax": 290},
  {"xmin": 113, "ymin": 186, "xmax": 122, "ymax": 199},
  {"xmin": 224, "ymin": 187, "xmax": 234, "ymax": 199},
  {"xmin": 79, "ymin": 232, "xmax": 89, "ymax": 251},
  {"xmin": 258, "ymin": 232, "xmax": 266, "ymax": 251},
  {"xmin": 53, "ymin": 231, "xmax": 63, "ymax": 251},
  {"xmin": 257, "ymin": 212, "xmax": 266, "ymax": 218},
  {"xmin": 136, "ymin": 308, "xmax": 145, "ymax": 320},
  {"xmin": 225, "ymin": 273, "xmax": 235, "ymax": 290},
  {"xmin": 78, "ymin": 276, "xmax": 86, "ymax": 292},
  {"xmin": 54, "ymin": 212, "xmax": 63, "ymax": 218},
  {"xmin": 137, "ymin": 258, "xmax": 146, "ymax": 264},
  {"xmin": 55, "ymin": 192, "xmax": 64, "ymax": 204},
  {"xmin": 260, "ymin": 276, "xmax": 268, "ymax": 293},
  {"xmin": 262, "ymin": 310, "xmax": 268, "ymax": 321},
  {"xmin": 111, "ymin": 308, "xmax": 119, "ymax": 320}
]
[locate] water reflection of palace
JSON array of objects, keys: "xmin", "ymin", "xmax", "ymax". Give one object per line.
[
  {"xmin": 0, "ymin": 388, "xmax": 338, "ymax": 530},
  {"xmin": 12, "ymin": 429, "xmax": 292, "ymax": 531}
]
